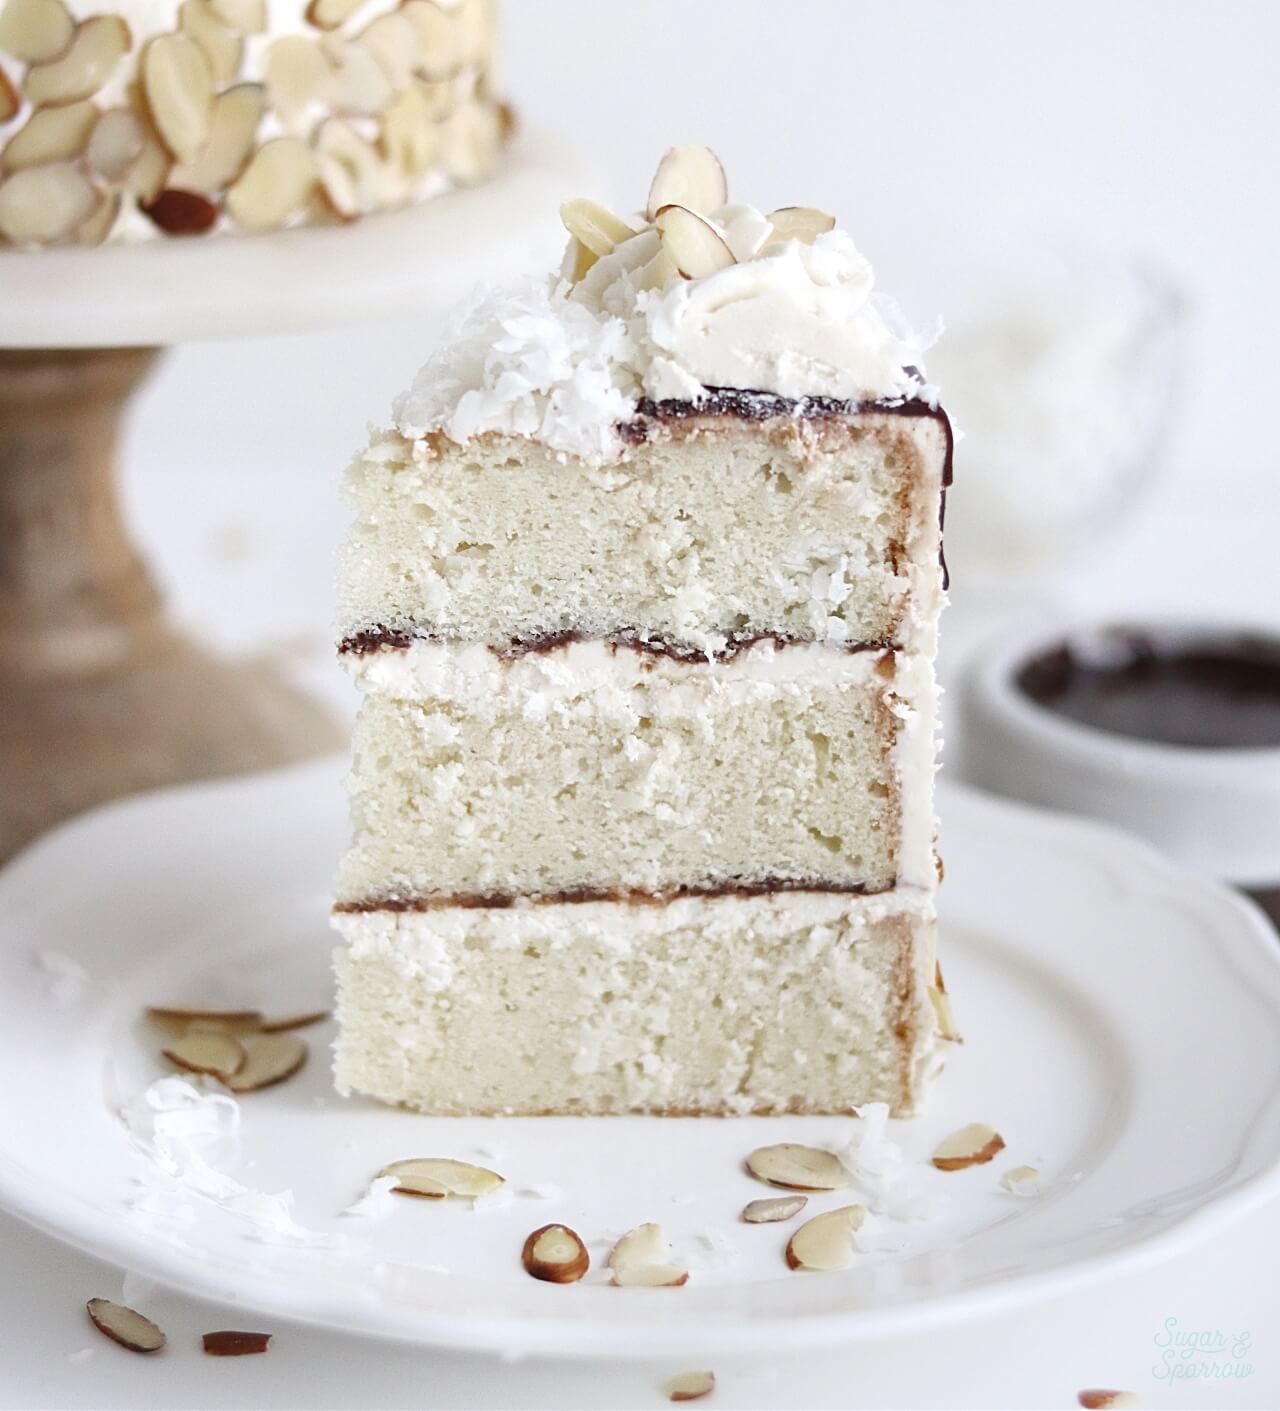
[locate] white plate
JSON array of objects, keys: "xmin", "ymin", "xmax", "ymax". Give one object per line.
[
  {"xmin": 0, "ymin": 759, "xmax": 1277, "ymax": 1359},
  {"xmin": 0, "ymin": 131, "xmax": 586, "ymax": 347}
]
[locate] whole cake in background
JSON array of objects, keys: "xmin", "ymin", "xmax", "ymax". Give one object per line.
[
  {"xmin": 0, "ymin": 0, "xmax": 504, "ymax": 247},
  {"xmin": 333, "ymin": 146, "xmax": 956, "ymax": 1117}
]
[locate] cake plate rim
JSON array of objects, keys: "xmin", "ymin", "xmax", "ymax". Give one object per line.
[
  {"xmin": 0, "ymin": 758, "xmax": 1276, "ymax": 1358},
  {"xmin": 0, "ymin": 129, "xmax": 586, "ymax": 349}
]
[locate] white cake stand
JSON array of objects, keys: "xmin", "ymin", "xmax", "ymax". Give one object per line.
[{"xmin": 0, "ymin": 132, "xmax": 584, "ymax": 860}]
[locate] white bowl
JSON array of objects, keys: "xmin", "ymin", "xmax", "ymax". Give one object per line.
[{"xmin": 962, "ymin": 619, "xmax": 1280, "ymax": 889}]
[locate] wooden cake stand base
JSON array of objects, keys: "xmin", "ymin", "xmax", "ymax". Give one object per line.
[{"xmin": 0, "ymin": 348, "xmax": 341, "ymax": 863}]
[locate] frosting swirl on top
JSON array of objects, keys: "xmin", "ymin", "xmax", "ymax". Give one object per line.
[{"xmin": 394, "ymin": 147, "xmax": 935, "ymax": 462}]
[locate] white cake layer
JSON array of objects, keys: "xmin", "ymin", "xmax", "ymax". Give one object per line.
[
  {"xmin": 339, "ymin": 410, "xmax": 947, "ymax": 655},
  {"xmin": 332, "ymin": 889, "xmax": 939, "ymax": 1116},
  {"xmin": 338, "ymin": 640, "xmax": 937, "ymax": 903}
]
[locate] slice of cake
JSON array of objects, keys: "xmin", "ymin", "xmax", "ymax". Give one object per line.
[
  {"xmin": 333, "ymin": 147, "xmax": 954, "ymax": 1116},
  {"xmin": 0, "ymin": 0, "xmax": 505, "ymax": 247}
]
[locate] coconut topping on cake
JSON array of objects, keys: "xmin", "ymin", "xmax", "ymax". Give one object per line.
[{"xmin": 392, "ymin": 145, "xmax": 934, "ymax": 462}]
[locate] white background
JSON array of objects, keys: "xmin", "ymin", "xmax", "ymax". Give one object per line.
[{"xmin": 3, "ymin": 1, "xmax": 1279, "ymax": 1407}]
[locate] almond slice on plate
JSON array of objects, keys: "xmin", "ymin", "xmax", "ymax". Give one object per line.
[
  {"xmin": 654, "ymin": 203, "xmax": 735, "ymax": 280},
  {"xmin": 162, "ymin": 1028, "xmax": 246, "ymax": 1080},
  {"xmin": 931, "ymin": 1123, "xmax": 1006, "ymax": 1171},
  {"xmin": 558, "ymin": 197, "xmax": 635, "ymax": 258},
  {"xmin": 666, "ymin": 1370, "xmax": 716, "ymax": 1402},
  {"xmin": 202, "ymin": 1330, "xmax": 272, "ymax": 1356},
  {"xmin": 741, "ymin": 1195, "xmax": 807, "ymax": 1225},
  {"xmin": 24, "ymin": 15, "xmax": 130, "ymax": 106},
  {"xmin": 260, "ymin": 1009, "xmax": 329, "ymax": 1033},
  {"xmin": 223, "ymin": 1033, "xmax": 307, "ymax": 1092},
  {"xmin": 2, "ymin": 101, "xmax": 97, "ymax": 171},
  {"xmin": 0, "ymin": 0, "xmax": 75, "ymax": 64},
  {"xmin": 1078, "ymin": 1393, "xmax": 1140, "ymax": 1410},
  {"xmin": 377, "ymin": 1157, "xmax": 505, "ymax": 1201},
  {"xmin": 764, "ymin": 205, "xmax": 836, "ymax": 246},
  {"xmin": 86, "ymin": 1299, "xmax": 166, "ymax": 1354},
  {"xmin": 744, "ymin": 1143, "xmax": 850, "ymax": 1191},
  {"xmin": 0, "ymin": 162, "xmax": 99, "ymax": 244},
  {"xmin": 784, "ymin": 1204, "xmax": 866, "ymax": 1271},
  {"xmin": 145, "ymin": 1005, "xmax": 263, "ymax": 1033},
  {"xmin": 521, "ymin": 1223, "xmax": 589, "ymax": 1284},
  {"xmin": 609, "ymin": 1223, "xmax": 688, "ymax": 1288},
  {"xmin": 646, "ymin": 144, "xmax": 727, "ymax": 220}
]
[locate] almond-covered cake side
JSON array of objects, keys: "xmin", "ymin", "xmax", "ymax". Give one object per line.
[
  {"xmin": 0, "ymin": 0, "xmax": 506, "ymax": 248},
  {"xmin": 333, "ymin": 146, "xmax": 955, "ymax": 1116}
]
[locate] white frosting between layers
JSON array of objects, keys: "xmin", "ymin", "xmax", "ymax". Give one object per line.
[
  {"xmin": 392, "ymin": 210, "xmax": 933, "ymax": 463},
  {"xmin": 333, "ymin": 887, "xmax": 936, "ymax": 992},
  {"xmin": 347, "ymin": 636, "xmax": 894, "ymax": 702}
]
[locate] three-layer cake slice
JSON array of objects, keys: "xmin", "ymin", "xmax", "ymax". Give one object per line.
[{"xmin": 333, "ymin": 148, "xmax": 953, "ymax": 1116}]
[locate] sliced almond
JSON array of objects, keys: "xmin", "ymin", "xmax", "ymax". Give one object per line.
[
  {"xmin": 24, "ymin": 15, "xmax": 130, "ymax": 107},
  {"xmin": 2, "ymin": 99, "xmax": 96, "ymax": 171},
  {"xmin": 260, "ymin": 1009, "xmax": 329, "ymax": 1034},
  {"xmin": 609, "ymin": 1223, "xmax": 688, "ymax": 1288},
  {"xmin": 929, "ymin": 985, "xmax": 962, "ymax": 1043},
  {"xmin": 202, "ymin": 1330, "xmax": 272, "ymax": 1356},
  {"xmin": 162, "ymin": 1028, "xmax": 246, "ymax": 1080},
  {"xmin": 559, "ymin": 197, "xmax": 634, "ymax": 259},
  {"xmin": 142, "ymin": 188, "xmax": 218, "ymax": 235},
  {"xmin": 207, "ymin": 0, "xmax": 266, "ymax": 34},
  {"xmin": 452, "ymin": 0, "xmax": 490, "ymax": 68},
  {"xmin": 1078, "ymin": 1393, "xmax": 1139, "ymax": 1410},
  {"xmin": 180, "ymin": 0, "xmax": 244, "ymax": 86},
  {"xmin": 741, "ymin": 1195, "xmax": 807, "ymax": 1225},
  {"xmin": 0, "ymin": 161, "xmax": 96, "ymax": 244},
  {"xmin": 357, "ymin": 7, "xmax": 421, "ymax": 87},
  {"xmin": 633, "ymin": 245, "xmax": 679, "ymax": 293},
  {"xmin": 646, "ymin": 144, "xmax": 727, "ymax": 220},
  {"xmin": 764, "ymin": 205, "xmax": 836, "ymax": 247},
  {"xmin": 560, "ymin": 235, "xmax": 596, "ymax": 283},
  {"xmin": 666, "ymin": 1371, "xmax": 715, "ymax": 1403},
  {"xmin": 223, "ymin": 1033, "xmax": 307, "ymax": 1092},
  {"xmin": 521, "ymin": 1223, "xmax": 589, "ymax": 1284},
  {"xmin": 784, "ymin": 1204, "xmax": 866, "ymax": 1272},
  {"xmin": 314, "ymin": 115, "xmax": 385, "ymax": 219},
  {"xmin": 169, "ymin": 83, "xmax": 263, "ymax": 194},
  {"xmin": 404, "ymin": 0, "xmax": 460, "ymax": 80},
  {"xmin": 76, "ymin": 188, "xmax": 119, "ymax": 245},
  {"xmin": 654, "ymin": 203, "xmax": 735, "ymax": 280},
  {"xmin": 225, "ymin": 136, "xmax": 315, "ymax": 230},
  {"xmin": 124, "ymin": 128, "xmax": 170, "ymax": 203},
  {"xmin": 931, "ymin": 1123, "xmax": 1006, "ymax": 1172},
  {"xmin": 0, "ymin": 70, "xmax": 16, "ymax": 123},
  {"xmin": 86, "ymin": 1299, "xmax": 166, "ymax": 1354},
  {"xmin": 142, "ymin": 34, "xmax": 215, "ymax": 164},
  {"xmin": 145, "ymin": 1005, "xmax": 263, "ymax": 1033},
  {"xmin": 439, "ymin": 99, "xmax": 498, "ymax": 185},
  {"xmin": 305, "ymin": 0, "xmax": 367, "ymax": 30},
  {"xmin": 744, "ymin": 1144, "xmax": 849, "ymax": 1192},
  {"xmin": 0, "ymin": 0, "xmax": 74, "ymax": 64},
  {"xmin": 380, "ymin": 84, "xmax": 439, "ymax": 183},
  {"xmin": 264, "ymin": 35, "xmax": 327, "ymax": 129},
  {"xmin": 87, "ymin": 107, "xmax": 146, "ymax": 181},
  {"xmin": 1000, "ymin": 1164, "xmax": 1042, "ymax": 1196},
  {"xmin": 320, "ymin": 33, "xmax": 391, "ymax": 116},
  {"xmin": 378, "ymin": 1157, "xmax": 505, "ymax": 1201}
]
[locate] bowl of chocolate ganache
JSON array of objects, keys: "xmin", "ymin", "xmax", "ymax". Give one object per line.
[{"xmin": 964, "ymin": 622, "xmax": 1280, "ymax": 923}]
